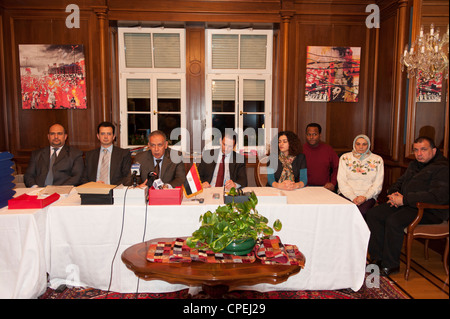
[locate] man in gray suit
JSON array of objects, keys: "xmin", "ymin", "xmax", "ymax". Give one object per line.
[
  {"xmin": 24, "ymin": 123, "xmax": 84, "ymax": 187},
  {"xmin": 134, "ymin": 130, "xmax": 185, "ymax": 188},
  {"xmin": 83, "ymin": 122, "xmax": 132, "ymax": 186}
]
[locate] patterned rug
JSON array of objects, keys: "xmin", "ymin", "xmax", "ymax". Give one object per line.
[{"xmin": 38, "ymin": 274, "xmax": 408, "ymax": 299}]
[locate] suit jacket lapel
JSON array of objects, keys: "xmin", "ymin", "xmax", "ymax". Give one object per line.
[
  {"xmin": 41, "ymin": 147, "xmax": 51, "ymax": 170},
  {"xmin": 53, "ymin": 145, "xmax": 68, "ymax": 166},
  {"xmin": 109, "ymin": 146, "xmax": 118, "ymax": 175},
  {"xmin": 160, "ymin": 150, "xmax": 170, "ymax": 180}
]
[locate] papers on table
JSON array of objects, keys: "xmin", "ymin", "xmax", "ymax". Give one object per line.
[
  {"xmin": 75, "ymin": 182, "xmax": 117, "ymax": 194},
  {"xmin": 41, "ymin": 185, "xmax": 74, "ymax": 195}
]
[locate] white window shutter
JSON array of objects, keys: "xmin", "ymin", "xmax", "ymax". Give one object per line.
[
  {"xmin": 127, "ymin": 79, "xmax": 150, "ymax": 99},
  {"xmin": 153, "ymin": 33, "xmax": 181, "ymax": 68},
  {"xmin": 240, "ymin": 35, "xmax": 267, "ymax": 69},
  {"xmin": 212, "ymin": 80, "xmax": 236, "ymax": 101},
  {"xmin": 243, "ymin": 79, "xmax": 265, "ymax": 101},
  {"xmin": 124, "ymin": 33, "xmax": 152, "ymax": 68},
  {"xmin": 157, "ymin": 79, "xmax": 181, "ymax": 99},
  {"xmin": 211, "ymin": 34, "xmax": 238, "ymax": 69}
]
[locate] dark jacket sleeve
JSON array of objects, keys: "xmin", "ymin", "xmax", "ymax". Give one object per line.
[
  {"xmin": 24, "ymin": 149, "xmax": 40, "ymax": 187},
  {"xmin": 403, "ymin": 164, "xmax": 449, "ymax": 207},
  {"xmin": 117, "ymin": 148, "xmax": 132, "ymax": 186},
  {"xmin": 60, "ymin": 147, "xmax": 84, "ymax": 186},
  {"xmin": 233, "ymin": 161, "xmax": 248, "ymax": 188},
  {"xmin": 168, "ymin": 160, "xmax": 186, "ymax": 187}
]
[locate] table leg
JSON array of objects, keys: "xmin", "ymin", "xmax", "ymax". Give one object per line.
[{"xmin": 201, "ymin": 284, "xmax": 229, "ymax": 299}]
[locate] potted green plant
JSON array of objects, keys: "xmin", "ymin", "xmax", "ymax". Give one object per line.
[{"xmin": 186, "ymin": 189, "xmax": 282, "ymax": 255}]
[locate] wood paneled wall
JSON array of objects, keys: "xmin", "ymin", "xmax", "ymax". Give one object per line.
[
  {"xmin": 291, "ymin": 5, "xmax": 377, "ymax": 153},
  {"xmin": 0, "ymin": 0, "xmax": 448, "ymax": 182}
]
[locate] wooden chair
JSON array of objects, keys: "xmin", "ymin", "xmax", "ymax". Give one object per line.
[
  {"xmin": 404, "ymin": 202, "xmax": 449, "ymax": 280},
  {"xmin": 254, "ymin": 156, "xmax": 269, "ymax": 187}
]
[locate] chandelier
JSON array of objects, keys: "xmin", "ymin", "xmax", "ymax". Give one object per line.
[{"xmin": 400, "ymin": 24, "xmax": 449, "ymax": 81}]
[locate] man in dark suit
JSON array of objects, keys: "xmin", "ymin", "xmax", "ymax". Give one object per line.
[
  {"xmin": 83, "ymin": 122, "xmax": 132, "ymax": 186},
  {"xmin": 198, "ymin": 132, "xmax": 247, "ymax": 190},
  {"xmin": 134, "ymin": 130, "xmax": 185, "ymax": 188},
  {"xmin": 366, "ymin": 136, "xmax": 449, "ymax": 276},
  {"xmin": 24, "ymin": 123, "xmax": 84, "ymax": 187}
]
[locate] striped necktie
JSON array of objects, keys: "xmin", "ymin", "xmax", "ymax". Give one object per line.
[
  {"xmin": 98, "ymin": 149, "xmax": 110, "ymax": 184},
  {"xmin": 45, "ymin": 148, "xmax": 58, "ymax": 186}
]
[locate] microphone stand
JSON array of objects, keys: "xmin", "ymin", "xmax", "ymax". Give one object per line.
[
  {"xmin": 132, "ymin": 171, "xmax": 138, "ymax": 187},
  {"xmin": 145, "ymin": 172, "xmax": 157, "ymax": 204}
]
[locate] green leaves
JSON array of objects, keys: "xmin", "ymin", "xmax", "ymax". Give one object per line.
[
  {"xmin": 273, "ymin": 219, "xmax": 282, "ymax": 232},
  {"xmin": 186, "ymin": 191, "xmax": 283, "ymax": 252}
]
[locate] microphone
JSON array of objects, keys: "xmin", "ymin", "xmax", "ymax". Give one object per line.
[
  {"xmin": 131, "ymin": 163, "xmax": 141, "ymax": 187},
  {"xmin": 146, "ymin": 171, "xmax": 157, "ymax": 188},
  {"xmin": 153, "ymin": 178, "xmax": 164, "ymax": 189}
]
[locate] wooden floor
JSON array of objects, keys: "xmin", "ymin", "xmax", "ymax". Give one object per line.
[{"xmin": 384, "ymin": 239, "xmax": 448, "ymax": 299}]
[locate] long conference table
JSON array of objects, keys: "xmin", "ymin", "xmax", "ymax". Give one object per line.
[{"xmin": 0, "ymin": 186, "xmax": 370, "ymax": 298}]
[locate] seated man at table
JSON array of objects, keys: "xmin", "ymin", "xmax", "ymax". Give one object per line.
[
  {"xmin": 366, "ymin": 136, "xmax": 449, "ymax": 276},
  {"xmin": 198, "ymin": 131, "xmax": 247, "ymax": 190},
  {"xmin": 83, "ymin": 121, "xmax": 132, "ymax": 186},
  {"xmin": 24, "ymin": 123, "xmax": 84, "ymax": 187},
  {"xmin": 134, "ymin": 130, "xmax": 185, "ymax": 188},
  {"xmin": 303, "ymin": 123, "xmax": 339, "ymax": 191}
]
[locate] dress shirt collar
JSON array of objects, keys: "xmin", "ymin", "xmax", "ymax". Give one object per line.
[{"xmin": 100, "ymin": 145, "xmax": 113, "ymax": 153}]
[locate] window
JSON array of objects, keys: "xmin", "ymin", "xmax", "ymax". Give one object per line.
[
  {"xmin": 118, "ymin": 28, "xmax": 186, "ymax": 150},
  {"xmin": 205, "ymin": 29, "xmax": 273, "ymax": 153}
]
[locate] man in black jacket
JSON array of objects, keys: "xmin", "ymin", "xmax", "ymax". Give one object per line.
[
  {"xmin": 198, "ymin": 132, "xmax": 247, "ymax": 190},
  {"xmin": 366, "ymin": 136, "xmax": 449, "ymax": 276},
  {"xmin": 24, "ymin": 123, "xmax": 84, "ymax": 187}
]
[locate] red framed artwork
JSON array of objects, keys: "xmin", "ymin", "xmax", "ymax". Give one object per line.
[
  {"xmin": 19, "ymin": 44, "xmax": 87, "ymax": 110},
  {"xmin": 305, "ymin": 46, "xmax": 361, "ymax": 102}
]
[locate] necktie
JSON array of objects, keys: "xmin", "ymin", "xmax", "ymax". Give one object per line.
[
  {"xmin": 155, "ymin": 159, "xmax": 162, "ymax": 178},
  {"xmin": 215, "ymin": 154, "xmax": 225, "ymax": 187},
  {"xmin": 98, "ymin": 149, "xmax": 110, "ymax": 184},
  {"xmin": 45, "ymin": 148, "xmax": 57, "ymax": 186}
]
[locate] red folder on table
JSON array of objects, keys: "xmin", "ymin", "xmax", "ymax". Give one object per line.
[
  {"xmin": 8, "ymin": 193, "xmax": 60, "ymax": 209},
  {"xmin": 148, "ymin": 187, "xmax": 183, "ymax": 205}
]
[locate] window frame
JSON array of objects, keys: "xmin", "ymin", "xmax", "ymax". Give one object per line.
[
  {"xmin": 205, "ymin": 29, "xmax": 273, "ymax": 153},
  {"xmin": 118, "ymin": 27, "xmax": 187, "ymax": 151}
]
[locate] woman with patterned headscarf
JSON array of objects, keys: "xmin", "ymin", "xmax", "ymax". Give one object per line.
[
  {"xmin": 267, "ymin": 131, "xmax": 307, "ymax": 190},
  {"xmin": 337, "ymin": 134, "xmax": 384, "ymax": 216}
]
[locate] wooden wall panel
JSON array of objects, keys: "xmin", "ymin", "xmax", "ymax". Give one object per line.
[
  {"xmin": 186, "ymin": 25, "xmax": 206, "ymax": 155},
  {"xmin": 3, "ymin": 8, "xmax": 104, "ymax": 172},
  {"xmin": 293, "ymin": 17, "xmax": 375, "ymax": 153},
  {"xmin": 404, "ymin": 0, "xmax": 449, "ymax": 157},
  {"xmin": 372, "ymin": 12, "xmax": 397, "ymax": 159}
]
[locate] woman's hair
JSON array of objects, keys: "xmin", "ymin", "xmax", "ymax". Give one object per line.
[{"xmin": 277, "ymin": 131, "xmax": 301, "ymax": 156}]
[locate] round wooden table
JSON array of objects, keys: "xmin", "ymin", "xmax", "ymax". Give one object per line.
[{"xmin": 121, "ymin": 239, "xmax": 303, "ymax": 298}]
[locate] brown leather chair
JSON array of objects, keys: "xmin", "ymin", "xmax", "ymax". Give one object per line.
[
  {"xmin": 254, "ymin": 156, "xmax": 269, "ymax": 187},
  {"xmin": 404, "ymin": 202, "xmax": 449, "ymax": 280}
]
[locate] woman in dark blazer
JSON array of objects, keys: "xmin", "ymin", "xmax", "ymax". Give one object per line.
[{"xmin": 267, "ymin": 131, "xmax": 307, "ymax": 190}]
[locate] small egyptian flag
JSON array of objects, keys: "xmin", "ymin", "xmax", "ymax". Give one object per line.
[{"xmin": 183, "ymin": 163, "xmax": 203, "ymax": 198}]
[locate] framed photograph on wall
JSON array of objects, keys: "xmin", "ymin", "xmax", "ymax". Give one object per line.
[
  {"xmin": 19, "ymin": 44, "xmax": 87, "ymax": 109},
  {"xmin": 305, "ymin": 46, "xmax": 360, "ymax": 102},
  {"xmin": 416, "ymin": 72, "xmax": 442, "ymax": 102}
]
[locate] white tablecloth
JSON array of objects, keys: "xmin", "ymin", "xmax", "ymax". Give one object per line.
[
  {"xmin": 0, "ymin": 189, "xmax": 48, "ymax": 298},
  {"xmin": 46, "ymin": 187, "xmax": 370, "ymax": 293}
]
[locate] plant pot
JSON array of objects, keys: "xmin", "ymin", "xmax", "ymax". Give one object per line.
[{"xmin": 221, "ymin": 238, "xmax": 256, "ymax": 256}]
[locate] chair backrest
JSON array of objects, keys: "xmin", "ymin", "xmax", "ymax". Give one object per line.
[{"xmin": 255, "ymin": 156, "xmax": 269, "ymax": 187}]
